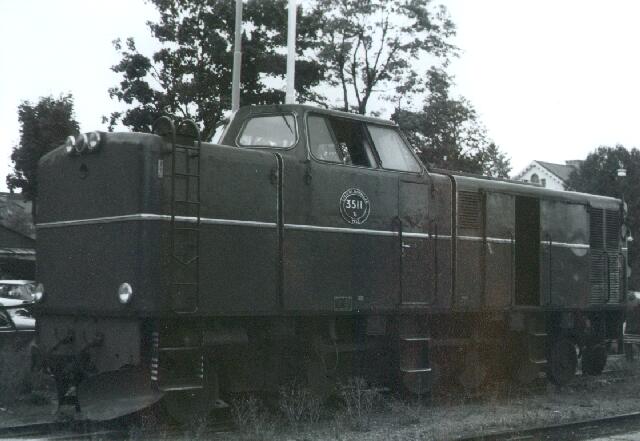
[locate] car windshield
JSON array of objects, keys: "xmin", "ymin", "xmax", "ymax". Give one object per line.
[{"xmin": 0, "ymin": 283, "xmax": 34, "ymax": 301}]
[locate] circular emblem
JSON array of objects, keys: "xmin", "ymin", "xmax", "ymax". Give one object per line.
[{"xmin": 340, "ymin": 188, "xmax": 371, "ymax": 225}]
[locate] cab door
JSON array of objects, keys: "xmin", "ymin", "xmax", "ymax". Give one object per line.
[
  {"xmin": 399, "ymin": 181, "xmax": 435, "ymax": 305},
  {"xmin": 281, "ymin": 114, "xmax": 400, "ymax": 313},
  {"xmin": 364, "ymin": 125, "xmax": 432, "ymax": 306}
]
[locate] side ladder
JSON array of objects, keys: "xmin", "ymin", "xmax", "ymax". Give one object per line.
[
  {"xmin": 527, "ymin": 315, "xmax": 548, "ymax": 368},
  {"xmin": 150, "ymin": 328, "xmax": 204, "ymax": 392},
  {"xmin": 153, "ymin": 117, "xmax": 202, "ymax": 313},
  {"xmin": 152, "ymin": 117, "xmax": 204, "ymax": 391},
  {"xmin": 398, "ymin": 316, "xmax": 432, "ymax": 395}
]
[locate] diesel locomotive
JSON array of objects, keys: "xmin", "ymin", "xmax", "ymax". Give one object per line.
[{"xmin": 33, "ymin": 104, "xmax": 628, "ymax": 421}]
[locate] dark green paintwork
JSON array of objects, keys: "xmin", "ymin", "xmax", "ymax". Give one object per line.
[{"xmin": 36, "ymin": 104, "xmax": 625, "ymax": 321}]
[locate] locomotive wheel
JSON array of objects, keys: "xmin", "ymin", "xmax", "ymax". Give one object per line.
[
  {"xmin": 547, "ymin": 338, "xmax": 577, "ymax": 386},
  {"xmin": 581, "ymin": 344, "xmax": 607, "ymax": 376}
]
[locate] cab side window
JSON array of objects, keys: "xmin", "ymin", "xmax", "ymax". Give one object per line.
[
  {"xmin": 367, "ymin": 125, "xmax": 421, "ymax": 173},
  {"xmin": 308, "ymin": 114, "xmax": 376, "ymax": 167},
  {"xmin": 329, "ymin": 118, "xmax": 375, "ymax": 167}
]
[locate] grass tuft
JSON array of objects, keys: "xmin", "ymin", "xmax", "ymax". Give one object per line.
[
  {"xmin": 278, "ymin": 381, "xmax": 322, "ymax": 430},
  {"xmin": 231, "ymin": 395, "xmax": 277, "ymax": 440},
  {"xmin": 336, "ymin": 377, "xmax": 382, "ymax": 432}
]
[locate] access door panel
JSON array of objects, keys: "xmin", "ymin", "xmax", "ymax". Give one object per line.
[
  {"xmin": 282, "ymin": 114, "xmax": 400, "ymax": 313},
  {"xmin": 399, "ymin": 181, "xmax": 435, "ymax": 305}
]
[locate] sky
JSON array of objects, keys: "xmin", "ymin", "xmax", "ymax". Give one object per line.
[{"xmin": 2, "ymin": 0, "xmax": 640, "ymax": 192}]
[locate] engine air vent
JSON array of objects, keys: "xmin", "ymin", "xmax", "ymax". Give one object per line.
[
  {"xmin": 458, "ymin": 191, "xmax": 482, "ymax": 230},
  {"xmin": 589, "ymin": 251, "xmax": 606, "ymax": 304},
  {"xmin": 605, "ymin": 209, "xmax": 620, "ymax": 251},
  {"xmin": 589, "ymin": 208, "xmax": 604, "ymax": 250},
  {"xmin": 608, "ymin": 254, "xmax": 622, "ymax": 303}
]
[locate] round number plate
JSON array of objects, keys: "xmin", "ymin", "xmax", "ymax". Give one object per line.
[{"xmin": 340, "ymin": 188, "xmax": 371, "ymax": 225}]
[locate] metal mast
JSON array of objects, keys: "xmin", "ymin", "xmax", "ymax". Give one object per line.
[
  {"xmin": 285, "ymin": 0, "xmax": 297, "ymax": 104},
  {"xmin": 231, "ymin": 0, "xmax": 243, "ymax": 112}
]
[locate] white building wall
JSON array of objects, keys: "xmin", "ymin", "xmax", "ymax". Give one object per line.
[{"xmin": 514, "ymin": 163, "xmax": 566, "ymax": 191}]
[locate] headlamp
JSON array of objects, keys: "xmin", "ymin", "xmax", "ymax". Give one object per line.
[
  {"xmin": 74, "ymin": 133, "xmax": 88, "ymax": 154},
  {"xmin": 87, "ymin": 131, "xmax": 101, "ymax": 152},
  {"xmin": 64, "ymin": 136, "xmax": 75, "ymax": 155},
  {"xmin": 118, "ymin": 283, "xmax": 133, "ymax": 304}
]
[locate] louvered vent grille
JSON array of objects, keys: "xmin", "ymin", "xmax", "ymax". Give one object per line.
[
  {"xmin": 605, "ymin": 210, "xmax": 620, "ymax": 251},
  {"xmin": 458, "ymin": 191, "xmax": 482, "ymax": 230},
  {"xmin": 589, "ymin": 251, "xmax": 607, "ymax": 304},
  {"xmin": 590, "ymin": 208, "xmax": 604, "ymax": 250},
  {"xmin": 608, "ymin": 254, "xmax": 622, "ymax": 303},
  {"xmin": 589, "ymin": 208, "xmax": 623, "ymax": 304}
]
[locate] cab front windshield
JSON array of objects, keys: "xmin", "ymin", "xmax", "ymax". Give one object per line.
[{"xmin": 238, "ymin": 114, "xmax": 296, "ymax": 148}]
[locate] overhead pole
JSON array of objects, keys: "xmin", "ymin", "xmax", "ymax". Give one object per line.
[
  {"xmin": 285, "ymin": 0, "xmax": 297, "ymax": 104},
  {"xmin": 231, "ymin": 0, "xmax": 243, "ymax": 112}
]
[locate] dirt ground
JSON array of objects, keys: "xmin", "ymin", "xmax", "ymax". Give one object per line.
[{"xmin": 1, "ymin": 356, "xmax": 640, "ymax": 440}]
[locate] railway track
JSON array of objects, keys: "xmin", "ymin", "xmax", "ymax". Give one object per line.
[
  {"xmin": 457, "ymin": 411, "xmax": 640, "ymax": 441},
  {"xmin": 0, "ymin": 359, "xmax": 637, "ymax": 441},
  {"xmin": 0, "ymin": 414, "xmax": 233, "ymax": 440},
  {"xmin": 0, "ymin": 421, "xmax": 124, "ymax": 440},
  {"xmin": 6, "ymin": 410, "xmax": 640, "ymax": 441}
]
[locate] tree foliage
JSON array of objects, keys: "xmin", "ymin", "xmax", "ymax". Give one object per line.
[
  {"xmin": 567, "ymin": 145, "xmax": 640, "ymax": 288},
  {"xmin": 393, "ymin": 68, "xmax": 511, "ymax": 178},
  {"xmin": 6, "ymin": 95, "xmax": 80, "ymax": 201},
  {"xmin": 108, "ymin": 0, "xmax": 458, "ymax": 132},
  {"xmin": 107, "ymin": 0, "xmax": 324, "ymax": 137},
  {"xmin": 314, "ymin": 0, "xmax": 456, "ymax": 114}
]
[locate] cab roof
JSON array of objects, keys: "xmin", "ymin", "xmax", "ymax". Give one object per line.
[{"xmin": 238, "ymin": 104, "xmax": 397, "ymax": 127}]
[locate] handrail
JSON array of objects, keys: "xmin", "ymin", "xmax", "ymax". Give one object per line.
[{"xmin": 152, "ymin": 117, "xmax": 202, "ymax": 314}]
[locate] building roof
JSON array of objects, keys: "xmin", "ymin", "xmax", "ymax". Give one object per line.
[
  {"xmin": 0, "ymin": 192, "xmax": 34, "ymax": 239},
  {"xmin": 512, "ymin": 160, "xmax": 582, "ymax": 185},
  {"xmin": 535, "ymin": 161, "xmax": 579, "ymax": 183}
]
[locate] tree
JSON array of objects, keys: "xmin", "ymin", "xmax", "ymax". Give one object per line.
[
  {"xmin": 393, "ymin": 68, "xmax": 511, "ymax": 178},
  {"xmin": 313, "ymin": 0, "xmax": 456, "ymax": 114},
  {"xmin": 6, "ymin": 95, "xmax": 80, "ymax": 201},
  {"xmin": 567, "ymin": 145, "xmax": 640, "ymax": 288},
  {"xmin": 107, "ymin": 0, "xmax": 325, "ymax": 137}
]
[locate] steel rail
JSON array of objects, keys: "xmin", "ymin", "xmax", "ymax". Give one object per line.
[
  {"xmin": 456, "ymin": 411, "xmax": 640, "ymax": 441},
  {"xmin": 0, "ymin": 415, "xmax": 233, "ymax": 440},
  {"xmin": 0, "ymin": 421, "xmax": 122, "ymax": 440}
]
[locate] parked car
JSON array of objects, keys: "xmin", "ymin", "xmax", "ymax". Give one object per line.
[
  {"xmin": 625, "ymin": 291, "xmax": 640, "ymax": 333},
  {"xmin": 0, "ymin": 298, "xmax": 35, "ymax": 353},
  {"xmin": 624, "ymin": 291, "xmax": 640, "ymax": 359},
  {"xmin": 0, "ymin": 298, "xmax": 35, "ymax": 330},
  {"xmin": 0, "ymin": 280, "xmax": 36, "ymax": 302}
]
